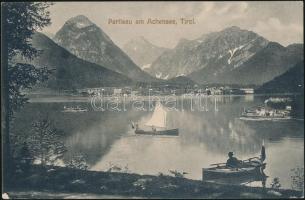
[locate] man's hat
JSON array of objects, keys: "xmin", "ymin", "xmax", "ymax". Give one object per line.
[{"xmin": 228, "ymin": 152, "xmax": 234, "ymax": 156}]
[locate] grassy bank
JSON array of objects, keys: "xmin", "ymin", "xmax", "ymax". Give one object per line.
[{"xmin": 4, "ymin": 165, "xmax": 303, "ymax": 199}]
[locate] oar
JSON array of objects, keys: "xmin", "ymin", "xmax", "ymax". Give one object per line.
[
  {"xmin": 210, "ymin": 163, "xmax": 226, "ymax": 167},
  {"xmin": 261, "ymin": 139, "xmax": 266, "ymax": 162},
  {"xmin": 242, "ymin": 156, "xmax": 260, "ymax": 162},
  {"xmin": 210, "ymin": 162, "xmax": 226, "ymax": 166}
]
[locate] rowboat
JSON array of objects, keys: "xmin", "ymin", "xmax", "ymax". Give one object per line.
[
  {"xmin": 202, "ymin": 157, "xmax": 266, "ymax": 180},
  {"xmin": 203, "ymin": 143, "xmax": 267, "ymax": 183},
  {"xmin": 62, "ymin": 106, "xmax": 88, "ymax": 112},
  {"xmin": 132, "ymin": 101, "xmax": 179, "ymax": 136}
]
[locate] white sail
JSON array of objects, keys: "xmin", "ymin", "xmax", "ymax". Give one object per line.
[{"xmin": 145, "ymin": 102, "xmax": 167, "ymax": 128}]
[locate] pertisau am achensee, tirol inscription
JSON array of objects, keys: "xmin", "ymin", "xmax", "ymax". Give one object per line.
[{"xmin": 108, "ymin": 17, "xmax": 196, "ymax": 25}]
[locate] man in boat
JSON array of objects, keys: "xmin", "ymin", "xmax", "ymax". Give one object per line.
[
  {"xmin": 226, "ymin": 152, "xmax": 242, "ymax": 168},
  {"xmin": 152, "ymin": 126, "xmax": 156, "ymax": 132}
]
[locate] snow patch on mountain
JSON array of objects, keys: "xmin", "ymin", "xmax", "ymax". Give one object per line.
[
  {"xmin": 141, "ymin": 64, "xmax": 151, "ymax": 70},
  {"xmin": 75, "ymin": 22, "xmax": 91, "ymax": 29},
  {"xmin": 176, "ymin": 73, "xmax": 186, "ymax": 77},
  {"xmin": 163, "ymin": 74, "xmax": 169, "ymax": 80},
  {"xmin": 227, "ymin": 45, "xmax": 245, "ymax": 64},
  {"xmin": 155, "ymin": 72, "xmax": 162, "ymax": 78},
  {"xmin": 155, "ymin": 72, "xmax": 169, "ymax": 79}
]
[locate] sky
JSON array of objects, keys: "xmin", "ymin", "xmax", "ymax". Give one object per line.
[{"xmin": 42, "ymin": 1, "xmax": 303, "ymax": 48}]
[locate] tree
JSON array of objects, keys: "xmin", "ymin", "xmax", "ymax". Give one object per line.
[
  {"xmin": 1, "ymin": 2, "xmax": 52, "ymax": 181},
  {"xmin": 66, "ymin": 154, "xmax": 89, "ymax": 170},
  {"xmin": 16, "ymin": 142, "xmax": 34, "ymax": 174},
  {"xmin": 29, "ymin": 116, "xmax": 66, "ymax": 166},
  {"xmin": 290, "ymin": 167, "xmax": 304, "ymax": 191},
  {"xmin": 270, "ymin": 177, "xmax": 281, "ymax": 189}
]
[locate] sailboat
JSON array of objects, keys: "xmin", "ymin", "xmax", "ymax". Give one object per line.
[{"xmin": 133, "ymin": 101, "xmax": 179, "ymax": 136}]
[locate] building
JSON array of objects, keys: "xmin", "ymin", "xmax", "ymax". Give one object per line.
[
  {"xmin": 240, "ymin": 88, "xmax": 254, "ymax": 94},
  {"xmin": 113, "ymin": 88, "xmax": 122, "ymax": 96}
]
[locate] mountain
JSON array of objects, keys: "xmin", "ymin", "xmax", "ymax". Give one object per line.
[
  {"xmin": 256, "ymin": 61, "xmax": 304, "ymax": 93},
  {"xmin": 42, "ymin": 31, "xmax": 55, "ymax": 39},
  {"xmin": 148, "ymin": 26, "xmax": 303, "ymax": 85},
  {"xmin": 123, "ymin": 36, "xmax": 169, "ymax": 71},
  {"xmin": 166, "ymin": 76, "xmax": 197, "ymax": 87},
  {"xmin": 149, "ymin": 26, "xmax": 269, "ymax": 80},
  {"xmin": 53, "ymin": 15, "xmax": 153, "ymax": 81},
  {"xmin": 190, "ymin": 42, "xmax": 304, "ymax": 85},
  {"xmin": 18, "ymin": 32, "xmax": 132, "ymax": 90}
]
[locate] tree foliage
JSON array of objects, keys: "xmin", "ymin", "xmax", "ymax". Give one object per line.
[
  {"xmin": 270, "ymin": 177, "xmax": 281, "ymax": 189},
  {"xmin": 2, "ymin": 2, "xmax": 53, "ymax": 177},
  {"xmin": 3, "ymin": 2, "xmax": 53, "ymax": 118},
  {"xmin": 290, "ymin": 167, "xmax": 304, "ymax": 191},
  {"xmin": 3, "ymin": 2, "xmax": 52, "ymax": 60},
  {"xmin": 29, "ymin": 116, "xmax": 66, "ymax": 166},
  {"xmin": 8, "ymin": 63, "xmax": 51, "ymax": 117},
  {"xmin": 66, "ymin": 154, "xmax": 89, "ymax": 170}
]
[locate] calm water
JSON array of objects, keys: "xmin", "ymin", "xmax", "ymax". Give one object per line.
[{"xmin": 13, "ymin": 94, "xmax": 304, "ymax": 189}]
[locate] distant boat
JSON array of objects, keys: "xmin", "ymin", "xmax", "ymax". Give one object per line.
[
  {"xmin": 240, "ymin": 104, "xmax": 291, "ymax": 121},
  {"xmin": 62, "ymin": 106, "xmax": 88, "ymax": 112},
  {"xmin": 133, "ymin": 101, "xmax": 179, "ymax": 136}
]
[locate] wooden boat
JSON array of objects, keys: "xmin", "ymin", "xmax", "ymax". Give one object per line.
[
  {"xmin": 132, "ymin": 101, "xmax": 179, "ymax": 136},
  {"xmin": 202, "ymin": 167, "xmax": 267, "ymax": 185},
  {"xmin": 135, "ymin": 128, "xmax": 179, "ymax": 136},
  {"xmin": 202, "ymin": 157, "xmax": 266, "ymax": 180},
  {"xmin": 203, "ymin": 144, "xmax": 267, "ymax": 182},
  {"xmin": 62, "ymin": 106, "xmax": 88, "ymax": 112}
]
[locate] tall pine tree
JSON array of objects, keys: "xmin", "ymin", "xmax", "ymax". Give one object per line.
[{"xmin": 2, "ymin": 2, "xmax": 52, "ymax": 185}]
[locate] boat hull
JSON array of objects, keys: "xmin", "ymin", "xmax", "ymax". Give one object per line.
[
  {"xmin": 135, "ymin": 128, "xmax": 179, "ymax": 136},
  {"xmin": 62, "ymin": 110, "xmax": 88, "ymax": 112},
  {"xmin": 203, "ymin": 160, "xmax": 266, "ymax": 181},
  {"xmin": 202, "ymin": 166, "xmax": 262, "ymax": 180},
  {"xmin": 239, "ymin": 116, "xmax": 291, "ymax": 121}
]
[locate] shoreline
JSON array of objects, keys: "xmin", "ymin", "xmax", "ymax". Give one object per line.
[
  {"xmin": 5, "ymin": 165, "xmax": 303, "ymax": 199},
  {"xmin": 26, "ymin": 93, "xmax": 302, "ymax": 103}
]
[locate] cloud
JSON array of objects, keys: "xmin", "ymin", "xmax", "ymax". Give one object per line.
[
  {"xmin": 194, "ymin": 2, "xmax": 249, "ymax": 33},
  {"xmin": 215, "ymin": 2, "xmax": 248, "ymax": 16},
  {"xmin": 42, "ymin": 2, "xmax": 303, "ymax": 48},
  {"xmin": 253, "ymin": 17, "xmax": 303, "ymax": 46}
]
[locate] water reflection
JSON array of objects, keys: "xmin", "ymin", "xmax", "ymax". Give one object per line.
[
  {"xmin": 14, "ymin": 95, "xmax": 304, "ymax": 189},
  {"xmin": 63, "ymin": 110, "xmax": 146, "ymax": 165},
  {"xmin": 88, "ymin": 95, "xmax": 304, "ymax": 189}
]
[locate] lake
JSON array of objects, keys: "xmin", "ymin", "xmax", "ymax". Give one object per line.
[{"xmin": 13, "ymin": 94, "xmax": 304, "ymax": 190}]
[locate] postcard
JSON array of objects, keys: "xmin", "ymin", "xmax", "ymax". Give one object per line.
[{"xmin": 1, "ymin": 1, "xmax": 304, "ymax": 199}]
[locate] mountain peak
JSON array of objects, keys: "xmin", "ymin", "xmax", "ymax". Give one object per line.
[
  {"xmin": 123, "ymin": 37, "xmax": 168, "ymax": 69},
  {"xmin": 54, "ymin": 15, "xmax": 154, "ymax": 81},
  {"xmin": 223, "ymin": 26, "xmax": 241, "ymax": 32},
  {"xmin": 129, "ymin": 36, "xmax": 150, "ymax": 45},
  {"xmin": 65, "ymin": 15, "xmax": 94, "ymax": 28},
  {"xmin": 138, "ymin": 36, "xmax": 147, "ymax": 41},
  {"xmin": 176, "ymin": 38, "xmax": 191, "ymax": 47},
  {"xmin": 265, "ymin": 41, "xmax": 285, "ymax": 49}
]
